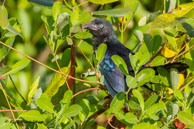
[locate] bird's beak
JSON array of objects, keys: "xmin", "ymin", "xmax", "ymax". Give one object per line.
[{"xmin": 83, "ymin": 22, "xmax": 97, "ymax": 31}]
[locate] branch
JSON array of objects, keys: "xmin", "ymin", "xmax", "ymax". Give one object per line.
[{"xmin": 0, "ymin": 41, "xmax": 104, "ymax": 85}]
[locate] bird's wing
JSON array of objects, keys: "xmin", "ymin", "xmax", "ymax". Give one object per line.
[{"xmin": 100, "ymin": 57, "xmax": 127, "ymax": 97}]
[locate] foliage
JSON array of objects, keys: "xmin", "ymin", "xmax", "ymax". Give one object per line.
[{"xmin": 0, "ymin": 0, "xmax": 194, "ymax": 128}]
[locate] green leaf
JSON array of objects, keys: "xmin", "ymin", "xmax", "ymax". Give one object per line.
[
  {"xmin": 0, "ymin": 117, "xmax": 12, "ymax": 129},
  {"xmin": 138, "ymin": 12, "xmax": 160, "ymax": 26},
  {"xmin": 52, "ymin": 1, "xmax": 63, "ymax": 20},
  {"xmin": 172, "ymin": 104, "xmax": 179, "ymax": 117},
  {"xmin": 20, "ymin": 110, "xmax": 48, "ymax": 122},
  {"xmin": 134, "ymin": 30, "xmax": 144, "ymax": 42},
  {"xmin": 36, "ymin": 93, "xmax": 54, "ymax": 113},
  {"xmin": 124, "ymin": 112, "xmax": 138, "ymax": 124},
  {"xmin": 0, "ymin": 7, "xmax": 9, "ymax": 29},
  {"xmin": 174, "ymin": 89, "xmax": 183, "ymax": 100},
  {"xmin": 88, "ymin": 0, "xmax": 118, "ymax": 4},
  {"xmin": 93, "ymin": 8, "xmax": 132, "ymax": 17},
  {"xmin": 152, "ymin": 56, "xmax": 166, "ymax": 66},
  {"xmin": 37, "ymin": 123, "xmax": 47, "ymax": 129},
  {"xmin": 110, "ymin": 92, "xmax": 125, "ymax": 113},
  {"xmin": 146, "ymin": 101, "xmax": 166, "ymax": 120},
  {"xmin": 97, "ymin": 126, "xmax": 106, "ymax": 129},
  {"xmin": 165, "ymin": 34, "xmax": 177, "ymax": 51},
  {"xmin": 45, "ymin": 67, "xmax": 68, "ymax": 97},
  {"xmin": 136, "ymin": 68, "xmax": 155, "ymax": 87},
  {"xmin": 70, "ymin": 8, "xmax": 79, "ymax": 26},
  {"xmin": 63, "ymin": 104, "xmax": 82, "ymax": 117},
  {"xmin": 27, "ymin": 76, "xmax": 40, "ymax": 105},
  {"xmin": 66, "ymin": 36, "xmax": 73, "ymax": 45},
  {"xmin": 170, "ymin": 68, "xmax": 179, "ymax": 89},
  {"xmin": 151, "ymin": 2, "xmax": 194, "ymax": 29},
  {"xmin": 126, "ymin": 75, "xmax": 137, "ymax": 89},
  {"xmin": 153, "ymin": 35, "xmax": 162, "ymax": 54},
  {"xmin": 144, "ymin": 95, "xmax": 158, "ymax": 111},
  {"xmin": 29, "ymin": 0, "xmax": 53, "ymax": 6},
  {"xmin": 0, "ymin": 66, "xmax": 11, "ymax": 76},
  {"xmin": 4, "ymin": 58, "xmax": 30, "ymax": 76},
  {"xmin": 74, "ymin": 32, "xmax": 92, "ymax": 39},
  {"xmin": 177, "ymin": 111, "xmax": 194, "ymax": 125},
  {"xmin": 7, "ymin": 25, "xmax": 23, "ymax": 39},
  {"xmin": 129, "ymin": 97, "xmax": 140, "ymax": 110},
  {"xmin": 133, "ymin": 122, "xmax": 157, "ymax": 129},
  {"xmin": 96, "ymin": 43, "xmax": 107, "ymax": 63},
  {"xmin": 144, "ymin": 34, "xmax": 153, "ymax": 53},
  {"xmin": 132, "ymin": 89, "xmax": 144, "ymax": 111},
  {"xmin": 112, "ymin": 55, "xmax": 129, "ymax": 75}
]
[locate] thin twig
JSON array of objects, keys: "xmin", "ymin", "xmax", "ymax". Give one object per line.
[
  {"xmin": 72, "ymin": 88, "xmax": 101, "ymax": 98},
  {"xmin": 165, "ymin": 45, "xmax": 194, "ymax": 64},
  {"xmin": 0, "ymin": 109, "xmax": 27, "ymax": 112},
  {"xmin": 51, "ymin": 50, "xmax": 70, "ymax": 90},
  {"xmin": 9, "ymin": 75, "xmax": 27, "ymax": 104},
  {"xmin": 78, "ymin": 42, "xmax": 99, "ymax": 81},
  {"xmin": 180, "ymin": 78, "xmax": 194, "ymax": 91},
  {"xmin": 105, "ymin": 114, "xmax": 116, "ymax": 128},
  {"xmin": 170, "ymin": 44, "xmax": 187, "ymax": 63},
  {"xmin": 0, "ymin": 83, "xmax": 19, "ymax": 129},
  {"xmin": 0, "ymin": 41, "xmax": 104, "ymax": 85}
]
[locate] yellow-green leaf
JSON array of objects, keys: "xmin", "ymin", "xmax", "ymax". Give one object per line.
[{"xmin": 27, "ymin": 76, "xmax": 40, "ymax": 105}]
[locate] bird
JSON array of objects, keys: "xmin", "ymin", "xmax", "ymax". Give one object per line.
[{"xmin": 84, "ymin": 18, "xmax": 188, "ymax": 97}]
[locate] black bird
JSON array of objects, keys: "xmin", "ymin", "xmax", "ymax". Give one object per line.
[{"xmin": 84, "ymin": 18, "xmax": 188, "ymax": 97}]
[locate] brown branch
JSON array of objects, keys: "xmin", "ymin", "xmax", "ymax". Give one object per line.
[
  {"xmin": 0, "ymin": 109, "xmax": 27, "ymax": 112},
  {"xmin": 165, "ymin": 45, "xmax": 194, "ymax": 64},
  {"xmin": 105, "ymin": 114, "xmax": 116, "ymax": 128},
  {"xmin": 0, "ymin": 83, "xmax": 19, "ymax": 129},
  {"xmin": 146, "ymin": 47, "xmax": 163, "ymax": 67},
  {"xmin": 78, "ymin": 43, "xmax": 99, "ymax": 81},
  {"xmin": 0, "ymin": 41, "xmax": 104, "ymax": 85},
  {"xmin": 72, "ymin": 88, "xmax": 101, "ymax": 98}
]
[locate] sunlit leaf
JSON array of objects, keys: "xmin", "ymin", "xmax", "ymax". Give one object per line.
[
  {"xmin": 132, "ymin": 89, "xmax": 144, "ymax": 111},
  {"xmin": 151, "ymin": 2, "xmax": 194, "ymax": 29},
  {"xmin": 20, "ymin": 110, "xmax": 48, "ymax": 122},
  {"xmin": 88, "ymin": 0, "xmax": 118, "ymax": 4},
  {"xmin": 36, "ymin": 93, "xmax": 54, "ymax": 113},
  {"xmin": 126, "ymin": 75, "xmax": 137, "ymax": 88},
  {"xmin": 136, "ymin": 68, "xmax": 155, "ymax": 87},
  {"xmin": 93, "ymin": 8, "xmax": 132, "ymax": 17},
  {"xmin": 63, "ymin": 104, "xmax": 82, "ymax": 117},
  {"xmin": 146, "ymin": 101, "xmax": 166, "ymax": 120},
  {"xmin": 96, "ymin": 43, "xmax": 107, "ymax": 63},
  {"xmin": 174, "ymin": 89, "xmax": 183, "ymax": 100},
  {"xmin": 124, "ymin": 112, "xmax": 138, "ymax": 124},
  {"xmin": 112, "ymin": 55, "xmax": 129, "ymax": 75},
  {"xmin": 74, "ymin": 32, "xmax": 92, "ymax": 39},
  {"xmin": 4, "ymin": 58, "xmax": 30, "ymax": 76},
  {"xmin": 144, "ymin": 95, "xmax": 158, "ymax": 110},
  {"xmin": 45, "ymin": 67, "xmax": 68, "ymax": 97},
  {"xmin": 170, "ymin": 68, "xmax": 179, "ymax": 89},
  {"xmin": 133, "ymin": 122, "xmax": 157, "ymax": 129},
  {"xmin": 27, "ymin": 76, "xmax": 40, "ymax": 105},
  {"xmin": 0, "ymin": 7, "xmax": 9, "ymax": 29},
  {"xmin": 177, "ymin": 111, "xmax": 194, "ymax": 125},
  {"xmin": 110, "ymin": 92, "xmax": 125, "ymax": 113}
]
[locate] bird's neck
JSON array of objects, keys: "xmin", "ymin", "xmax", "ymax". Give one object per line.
[{"xmin": 93, "ymin": 34, "xmax": 117, "ymax": 50}]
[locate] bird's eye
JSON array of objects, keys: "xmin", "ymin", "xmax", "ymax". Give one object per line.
[{"xmin": 99, "ymin": 24, "xmax": 104, "ymax": 29}]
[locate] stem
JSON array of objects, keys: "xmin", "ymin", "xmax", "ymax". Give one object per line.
[
  {"xmin": 9, "ymin": 75, "xmax": 27, "ymax": 104},
  {"xmin": 0, "ymin": 41, "xmax": 104, "ymax": 85},
  {"xmin": 0, "ymin": 83, "xmax": 19, "ymax": 129}
]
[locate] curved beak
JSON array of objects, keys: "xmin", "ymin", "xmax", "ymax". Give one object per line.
[{"xmin": 83, "ymin": 22, "xmax": 97, "ymax": 31}]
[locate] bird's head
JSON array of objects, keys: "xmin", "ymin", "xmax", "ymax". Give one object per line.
[{"xmin": 84, "ymin": 18, "xmax": 114, "ymax": 39}]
